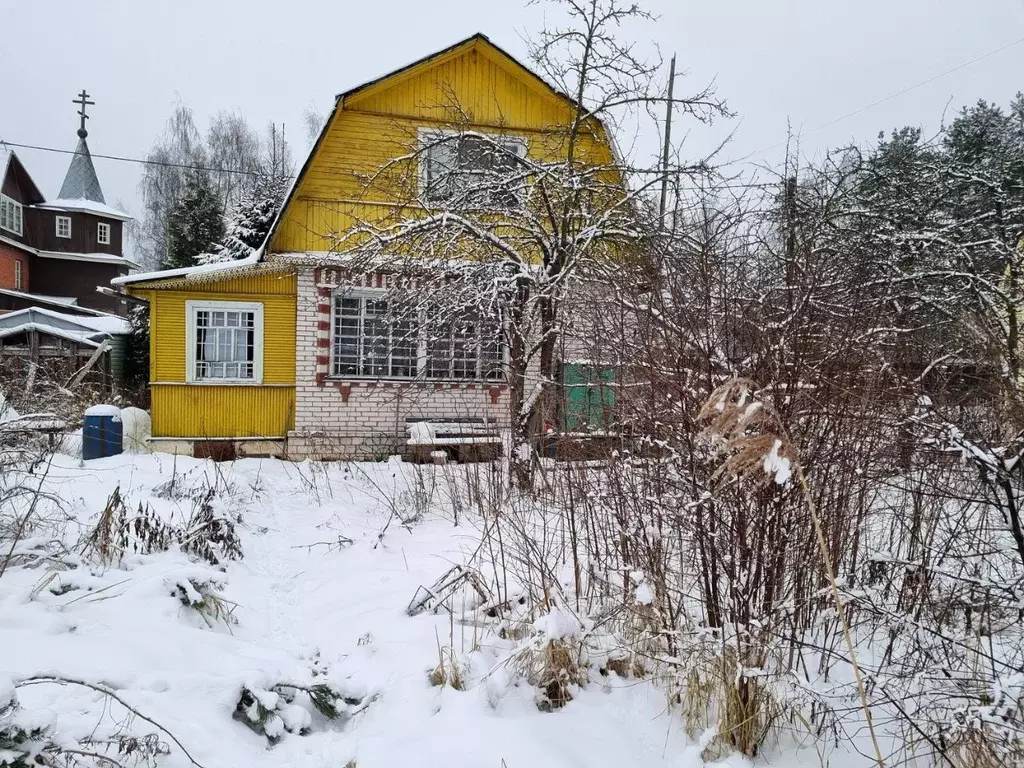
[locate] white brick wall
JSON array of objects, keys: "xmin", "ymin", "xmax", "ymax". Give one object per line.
[{"xmin": 287, "ymin": 267, "xmax": 511, "ymax": 459}]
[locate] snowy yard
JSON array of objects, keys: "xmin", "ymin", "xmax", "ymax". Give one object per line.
[{"xmin": 0, "ymin": 453, "xmax": 755, "ymax": 768}]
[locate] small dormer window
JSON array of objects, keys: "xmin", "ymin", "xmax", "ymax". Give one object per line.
[
  {"xmin": 97, "ymin": 222, "xmax": 111, "ymax": 245},
  {"xmin": 56, "ymin": 216, "xmax": 72, "ymax": 239},
  {"xmin": 0, "ymin": 195, "xmax": 22, "ymax": 235}
]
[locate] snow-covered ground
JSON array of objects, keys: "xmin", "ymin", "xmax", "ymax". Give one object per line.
[{"xmin": 0, "ymin": 453, "xmax": 749, "ymax": 768}]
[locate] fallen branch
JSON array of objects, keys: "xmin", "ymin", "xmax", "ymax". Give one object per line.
[{"xmin": 16, "ymin": 676, "xmax": 207, "ymax": 768}]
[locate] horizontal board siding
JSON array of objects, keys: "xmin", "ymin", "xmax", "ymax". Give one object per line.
[{"xmin": 151, "ymin": 384, "xmax": 294, "ymax": 438}]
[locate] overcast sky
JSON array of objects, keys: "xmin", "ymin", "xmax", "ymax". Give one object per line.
[{"xmin": 2, "ymin": 0, "xmax": 1023, "ymax": 219}]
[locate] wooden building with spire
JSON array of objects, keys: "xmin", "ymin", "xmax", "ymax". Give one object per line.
[
  {"xmin": 0, "ymin": 92, "xmax": 134, "ymax": 389},
  {"xmin": 0, "ymin": 91, "xmax": 134, "ymax": 316}
]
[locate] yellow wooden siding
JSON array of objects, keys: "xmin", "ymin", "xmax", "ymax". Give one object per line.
[
  {"xmin": 130, "ymin": 270, "xmax": 297, "ymax": 439},
  {"xmin": 150, "ymin": 384, "xmax": 294, "ymax": 438},
  {"xmin": 349, "ymin": 46, "xmax": 574, "ymax": 126},
  {"xmin": 271, "ymin": 40, "xmax": 620, "ymax": 254}
]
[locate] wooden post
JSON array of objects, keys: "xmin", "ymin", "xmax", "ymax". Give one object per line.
[{"xmin": 658, "ymin": 54, "xmax": 677, "ymax": 224}]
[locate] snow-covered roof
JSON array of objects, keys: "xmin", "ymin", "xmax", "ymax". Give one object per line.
[
  {"xmin": 58, "ymin": 136, "xmax": 106, "ymax": 204},
  {"xmin": 35, "ymin": 249, "xmax": 137, "ymax": 267},
  {"xmin": 112, "ymin": 253, "xmax": 262, "ymax": 286},
  {"xmin": 26, "ymin": 293, "xmax": 77, "ymax": 306},
  {"xmin": 0, "ymin": 306, "xmax": 129, "ymax": 338},
  {"xmin": 0, "ymin": 287, "xmax": 114, "ymax": 316},
  {"xmin": 0, "ymin": 322, "xmax": 106, "ymax": 347},
  {"xmin": 35, "ymin": 199, "xmax": 131, "ymax": 221}
]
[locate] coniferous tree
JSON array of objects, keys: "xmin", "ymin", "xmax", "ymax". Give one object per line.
[
  {"xmin": 198, "ymin": 169, "xmax": 288, "ymax": 265},
  {"xmin": 122, "ymin": 302, "xmax": 151, "ymax": 405},
  {"xmin": 165, "ymin": 170, "xmax": 225, "ymax": 269}
]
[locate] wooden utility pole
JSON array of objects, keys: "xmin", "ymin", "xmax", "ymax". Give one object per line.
[
  {"xmin": 658, "ymin": 54, "xmax": 677, "ymax": 224},
  {"xmin": 784, "ymin": 175, "xmax": 798, "ymax": 312}
]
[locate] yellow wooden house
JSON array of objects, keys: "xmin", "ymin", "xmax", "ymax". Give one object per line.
[{"xmin": 115, "ymin": 33, "xmax": 621, "ymax": 459}]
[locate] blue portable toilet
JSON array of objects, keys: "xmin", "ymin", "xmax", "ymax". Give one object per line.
[{"xmin": 83, "ymin": 405, "xmax": 123, "ymax": 460}]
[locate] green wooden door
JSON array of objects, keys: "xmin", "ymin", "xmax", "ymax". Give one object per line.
[{"xmin": 562, "ymin": 363, "xmax": 616, "ymax": 432}]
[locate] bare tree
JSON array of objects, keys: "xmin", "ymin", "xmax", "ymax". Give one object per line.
[{"xmin": 334, "ymin": 0, "xmax": 728, "ymax": 486}]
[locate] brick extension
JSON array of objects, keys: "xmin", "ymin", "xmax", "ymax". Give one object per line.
[
  {"xmin": 0, "ymin": 241, "xmax": 30, "ymax": 293},
  {"xmin": 287, "ymin": 267, "xmax": 512, "ymax": 460}
]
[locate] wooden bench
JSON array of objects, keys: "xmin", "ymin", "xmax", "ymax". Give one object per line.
[{"xmin": 405, "ymin": 418, "xmax": 502, "ymax": 463}]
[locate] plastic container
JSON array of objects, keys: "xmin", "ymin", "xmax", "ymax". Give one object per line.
[{"xmin": 83, "ymin": 405, "xmax": 123, "ymax": 460}]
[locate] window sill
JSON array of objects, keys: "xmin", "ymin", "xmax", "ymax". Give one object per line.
[
  {"xmin": 183, "ymin": 379, "xmax": 265, "ymax": 386},
  {"xmin": 152, "ymin": 381, "xmax": 294, "ymax": 387},
  {"xmin": 323, "ymin": 377, "xmax": 506, "ymax": 387}
]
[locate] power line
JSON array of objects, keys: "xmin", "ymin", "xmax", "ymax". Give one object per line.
[
  {"xmin": 1, "ymin": 137, "xmax": 775, "ymax": 192},
  {"xmin": 0, "ymin": 139, "xmax": 273, "ymax": 178},
  {"xmin": 5, "ymin": 36, "xmax": 1023, "ymax": 190},
  {"xmin": 732, "ymin": 35, "xmax": 1024, "ymax": 165}
]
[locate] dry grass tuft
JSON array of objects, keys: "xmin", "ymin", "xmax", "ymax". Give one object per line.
[
  {"xmin": 678, "ymin": 650, "xmax": 781, "ymax": 760},
  {"xmin": 516, "ymin": 638, "xmax": 587, "ymax": 712},
  {"xmin": 428, "ymin": 644, "xmax": 465, "ymax": 691},
  {"xmin": 698, "ymin": 378, "xmax": 795, "ymax": 486},
  {"xmin": 943, "ymin": 730, "xmax": 1024, "ymax": 768}
]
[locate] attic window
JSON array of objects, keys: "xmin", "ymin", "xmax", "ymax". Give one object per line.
[
  {"xmin": 97, "ymin": 222, "xmax": 110, "ymax": 245},
  {"xmin": 420, "ymin": 131, "xmax": 526, "ymax": 209},
  {"xmin": 0, "ymin": 195, "xmax": 22, "ymax": 235},
  {"xmin": 56, "ymin": 216, "xmax": 72, "ymax": 239}
]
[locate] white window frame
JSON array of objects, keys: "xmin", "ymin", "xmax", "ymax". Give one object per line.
[
  {"xmin": 55, "ymin": 215, "xmax": 72, "ymax": 239},
  {"xmin": 329, "ymin": 288, "xmax": 505, "ymax": 382},
  {"xmin": 97, "ymin": 221, "xmax": 111, "ymax": 245},
  {"xmin": 417, "ymin": 128, "xmax": 528, "ymax": 210},
  {"xmin": 185, "ymin": 300, "xmax": 264, "ymax": 384},
  {"xmin": 0, "ymin": 194, "xmax": 23, "ymax": 235},
  {"xmin": 14, "ymin": 260, "xmax": 22, "ymax": 290}
]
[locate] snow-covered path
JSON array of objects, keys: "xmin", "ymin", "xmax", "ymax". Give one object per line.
[{"xmin": 1, "ymin": 454, "xmax": 721, "ymax": 768}]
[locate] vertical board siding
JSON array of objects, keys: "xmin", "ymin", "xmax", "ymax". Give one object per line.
[
  {"xmin": 138, "ymin": 269, "xmax": 297, "ymax": 439},
  {"xmin": 150, "ymin": 384, "xmax": 294, "ymax": 438},
  {"xmin": 149, "ymin": 271, "xmax": 297, "ymax": 383}
]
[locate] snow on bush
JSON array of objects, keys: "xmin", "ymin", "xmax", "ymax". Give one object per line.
[{"xmin": 234, "ymin": 681, "xmax": 368, "ymax": 745}]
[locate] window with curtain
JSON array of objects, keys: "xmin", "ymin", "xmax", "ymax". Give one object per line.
[
  {"xmin": 425, "ymin": 309, "xmax": 503, "ymax": 381},
  {"xmin": 187, "ymin": 302, "xmax": 263, "ymax": 382},
  {"xmin": 0, "ymin": 195, "xmax": 23, "ymax": 235}
]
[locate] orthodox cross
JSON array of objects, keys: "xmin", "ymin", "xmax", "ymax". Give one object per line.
[{"xmin": 73, "ymin": 90, "xmax": 95, "ymax": 138}]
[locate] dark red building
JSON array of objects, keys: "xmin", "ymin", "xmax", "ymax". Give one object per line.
[{"xmin": 0, "ymin": 96, "xmax": 133, "ymax": 317}]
